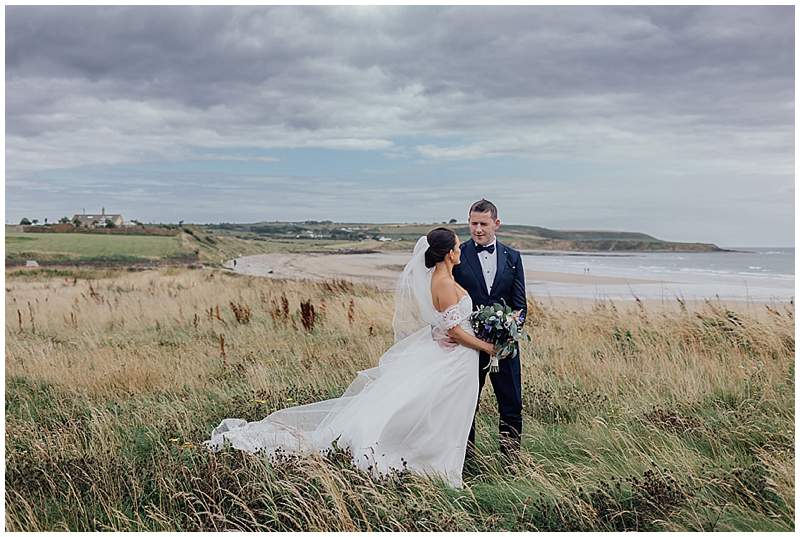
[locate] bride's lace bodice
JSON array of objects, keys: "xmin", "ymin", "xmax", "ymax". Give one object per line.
[{"xmin": 431, "ymin": 293, "xmax": 474, "ymax": 346}]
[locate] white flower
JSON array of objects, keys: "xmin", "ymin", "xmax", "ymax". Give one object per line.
[{"xmin": 495, "ymin": 309, "xmax": 504, "ymax": 316}]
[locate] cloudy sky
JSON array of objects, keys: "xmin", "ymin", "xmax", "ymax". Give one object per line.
[{"xmin": 6, "ymin": 5, "xmax": 794, "ymax": 246}]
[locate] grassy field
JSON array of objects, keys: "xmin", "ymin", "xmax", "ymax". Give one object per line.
[
  {"xmin": 5, "ymin": 228, "xmax": 406, "ymax": 268},
  {"xmin": 5, "ymin": 232, "xmax": 192, "ymax": 265},
  {"xmin": 5, "ymin": 266, "xmax": 794, "ymax": 530}
]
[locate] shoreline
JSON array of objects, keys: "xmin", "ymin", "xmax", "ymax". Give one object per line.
[
  {"xmin": 224, "ymin": 252, "xmax": 793, "ymax": 312},
  {"xmin": 519, "ymin": 247, "xmax": 748, "ymax": 256},
  {"xmin": 225, "ymin": 251, "xmax": 670, "ymax": 289}
]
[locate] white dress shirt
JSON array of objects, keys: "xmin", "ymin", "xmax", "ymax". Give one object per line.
[{"xmin": 476, "ymin": 238, "xmax": 497, "ymax": 294}]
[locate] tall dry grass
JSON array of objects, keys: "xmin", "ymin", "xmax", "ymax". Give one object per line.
[{"xmin": 5, "ymin": 266, "xmax": 795, "ymax": 530}]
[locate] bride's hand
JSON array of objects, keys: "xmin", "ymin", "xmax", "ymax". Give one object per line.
[
  {"xmin": 484, "ymin": 343, "xmax": 498, "ymax": 356},
  {"xmin": 438, "ymin": 337, "xmax": 459, "ymax": 350}
]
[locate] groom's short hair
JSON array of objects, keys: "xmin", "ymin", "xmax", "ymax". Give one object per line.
[{"xmin": 469, "ymin": 199, "xmax": 498, "ymax": 219}]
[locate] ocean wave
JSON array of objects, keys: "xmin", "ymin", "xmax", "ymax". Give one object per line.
[
  {"xmin": 736, "ymin": 272, "xmax": 794, "ymax": 280},
  {"xmin": 678, "ymin": 268, "xmax": 733, "ymax": 275}
]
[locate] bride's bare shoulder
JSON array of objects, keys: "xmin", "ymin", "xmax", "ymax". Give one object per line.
[{"xmin": 431, "ymin": 275, "xmax": 461, "ymax": 312}]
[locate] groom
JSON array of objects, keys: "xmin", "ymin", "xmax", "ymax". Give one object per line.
[{"xmin": 453, "ymin": 199, "xmax": 527, "ymax": 463}]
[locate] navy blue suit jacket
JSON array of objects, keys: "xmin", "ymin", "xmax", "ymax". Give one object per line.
[{"xmin": 453, "ymin": 238, "xmax": 527, "ymax": 357}]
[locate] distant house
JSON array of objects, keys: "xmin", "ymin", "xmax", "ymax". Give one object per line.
[{"xmin": 72, "ymin": 207, "xmax": 124, "ymax": 228}]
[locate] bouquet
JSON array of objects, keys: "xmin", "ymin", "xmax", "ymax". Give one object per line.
[{"xmin": 470, "ymin": 300, "xmax": 530, "ymax": 373}]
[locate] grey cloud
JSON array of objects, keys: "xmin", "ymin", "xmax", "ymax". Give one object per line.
[
  {"xmin": 5, "ymin": 6, "xmax": 794, "ymax": 244},
  {"xmin": 8, "ymin": 6, "xmax": 792, "ymax": 132}
]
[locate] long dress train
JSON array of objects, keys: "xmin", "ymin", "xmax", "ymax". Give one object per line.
[{"xmin": 205, "ymin": 294, "xmax": 479, "ymax": 488}]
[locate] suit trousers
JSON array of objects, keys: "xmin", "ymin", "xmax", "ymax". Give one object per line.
[{"xmin": 466, "ymin": 349, "xmax": 523, "ymax": 459}]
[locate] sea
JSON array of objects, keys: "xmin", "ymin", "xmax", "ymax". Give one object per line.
[{"xmin": 522, "ymin": 247, "xmax": 795, "ymax": 301}]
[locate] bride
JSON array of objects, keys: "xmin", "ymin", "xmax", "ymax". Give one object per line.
[{"xmin": 205, "ymin": 227, "xmax": 496, "ymax": 488}]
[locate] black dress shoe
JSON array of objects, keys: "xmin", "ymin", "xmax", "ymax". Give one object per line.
[{"xmin": 499, "ymin": 434, "xmax": 521, "ymax": 464}]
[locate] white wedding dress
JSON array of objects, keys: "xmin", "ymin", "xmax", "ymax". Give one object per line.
[{"xmin": 205, "ymin": 237, "xmax": 480, "ymax": 488}]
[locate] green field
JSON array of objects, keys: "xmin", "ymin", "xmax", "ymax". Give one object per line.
[
  {"xmin": 5, "ymin": 232, "xmax": 190, "ymax": 264},
  {"xmin": 4, "ymin": 228, "xmax": 401, "ymax": 267}
]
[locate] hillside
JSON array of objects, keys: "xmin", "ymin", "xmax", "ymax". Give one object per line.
[
  {"xmin": 203, "ymin": 221, "xmax": 726, "ymax": 253},
  {"xmin": 4, "ymin": 222, "xmax": 727, "ymax": 270}
]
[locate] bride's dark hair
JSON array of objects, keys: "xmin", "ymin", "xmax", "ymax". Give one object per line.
[{"xmin": 425, "ymin": 227, "xmax": 457, "ymax": 268}]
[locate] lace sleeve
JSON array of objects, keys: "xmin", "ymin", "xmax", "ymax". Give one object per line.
[
  {"xmin": 440, "ymin": 304, "xmax": 463, "ymax": 331},
  {"xmin": 431, "ymin": 303, "xmax": 467, "ymax": 350}
]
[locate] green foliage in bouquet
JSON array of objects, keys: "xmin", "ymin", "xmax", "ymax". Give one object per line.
[{"xmin": 470, "ymin": 299, "xmax": 531, "ymax": 371}]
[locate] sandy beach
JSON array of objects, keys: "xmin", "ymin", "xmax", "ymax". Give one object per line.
[
  {"xmin": 225, "ymin": 252, "xmax": 666, "ymax": 289},
  {"xmin": 223, "ymin": 252, "xmax": 789, "ymax": 315}
]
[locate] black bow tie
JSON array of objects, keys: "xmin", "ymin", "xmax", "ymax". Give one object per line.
[{"xmin": 475, "ymin": 243, "xmax": 495, "ymax": 254}]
